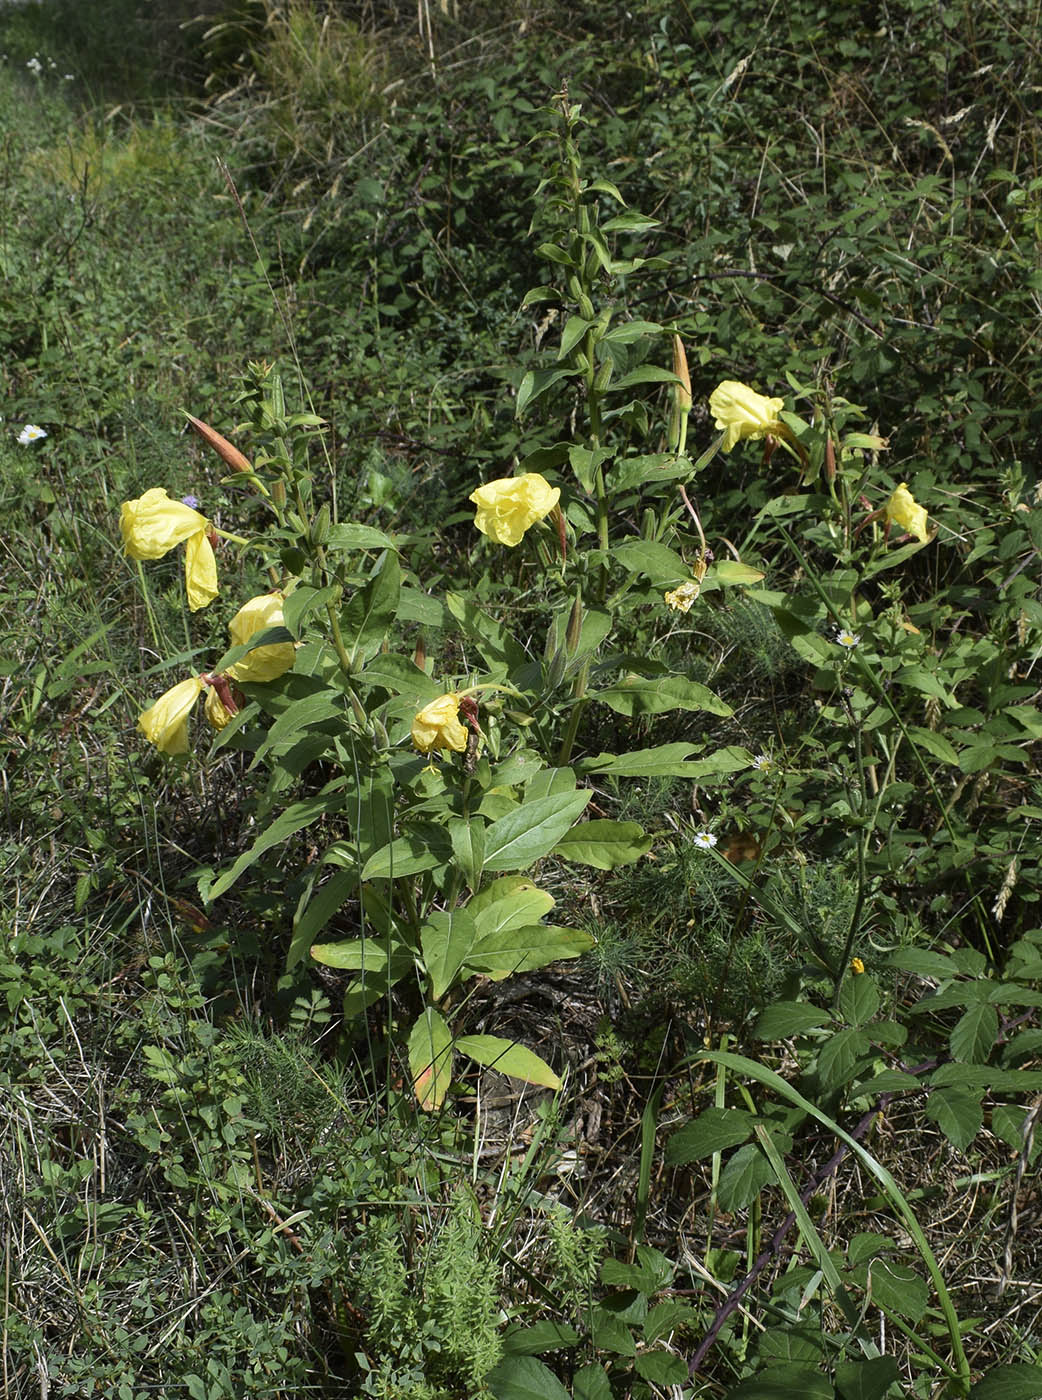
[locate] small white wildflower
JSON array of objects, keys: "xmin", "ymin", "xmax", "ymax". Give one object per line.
[
  {"xmin": 25, "ymin": 56, "xmax": 42, "ymax": 75},
  {"xmin": 693, "ymin": 830, "xmax": 718, "ymax": 850},
  {"xmin": 17, "ymin": 424, "xmax": 47, "ymax": 445},
  {"xmin": 751, "ymin": 754, "xmax": 773, "ymax": 773},
  {"xmin": 835, "ymin": 628, "xmax": 860, "ymax": 649}
]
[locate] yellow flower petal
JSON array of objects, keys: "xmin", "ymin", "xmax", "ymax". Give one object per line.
[
  {"xmin": 120, "ymin": 487, "xmax": 209, "ymax": 559},
  {"xmin": 411, "ymin": 693, "xmax": 469, "ymax": 754},
  {"xmin": 184, "ymin": 530, "xmax": 219, "ymax": 612},
  {"xmin": 138, "ymin": 676, "xmax": 205, "ymax": 755},
  {"xmin": 709, "ymin": 381, "xmax": 785, "ymax": 453},
  {"xmin": 204, "ymin": 685, "xmax": 234, "ymax": 731},
  {"xmin": 884, "ymin": 483, "xmax": 929, "ymax": 544},
  {"xmin": 664, "ymin": 580, "xmax": 701, "ymax": 613},
  {"xmin": 226, "ymin": 592, "xmax": 295, "ymax": 683},
  {"xmin": 469, "ymin": 473, "xmax": 560, "ymax": 547}
]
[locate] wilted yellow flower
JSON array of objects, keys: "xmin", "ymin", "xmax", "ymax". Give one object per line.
[
  {"xmin": 138, "ymin": 676, "xmax": 205, "ymax": 755},
  {"xmin": 850, "ymin": 957, "xmax": 865, "ymax": 975},
  {"xmin": 709, "ymin": 381, "xmax": 785, "ymax": 453},
  {"xmin": 884, "ymin": 483, "xmax": 929, "ymax": 543},
  {"xmin": 120, "ymin": 487, "xmax": 218, "ymax": 611},
  {"xmin": 469, "ymin": 473, "xmax": 560, "ymax": 547},
  {"xmin": 411, "ymin": 694, "xmax": 469, "ymax": 755},
  {"xmin": 226, "ymin": 592, "xmax": 295, "ymax": 683},
  {"xmin": 204, "ymin": 685, "xmax": 235, "ymax": 731},
  {"xmin": 664, "ymin": 580, "xmax": 701, "ymax": 613}
]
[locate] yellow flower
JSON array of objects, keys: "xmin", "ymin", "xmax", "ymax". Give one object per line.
[
  {"xmin": 138, "ymin": 676, "xmax": 205, "ymax": 755},
  {"xmin": 226, "ymin": 592, "xmax": 296, "ymax": 683},
  {"xmin": 120, "ymin": 487, "xmax": 218, "ymax": 611},
  {"xmin": 709, "ymin": 381, "xmax": 785, "ymax": 453},
  {"xmin": 411, "ymin": 694, "xmax": 469, "ymax": 755},
  {"xmin": 850, "ymin": 957, "xmax": 865, "ymax": 975},
  {"xmin": 469, "ymin": 473, "xmax": 560, "ymax": 547},
  {"xmin": 884, "ymin": 483, "xmax": 929, "ymax": 543},
  {"xmin": 664, "ymin": 580, "xmax": 701, "ymax": 613},
  {"xmin": 204, "ymin": 685, "xmax": 234, "ymax": 731}
]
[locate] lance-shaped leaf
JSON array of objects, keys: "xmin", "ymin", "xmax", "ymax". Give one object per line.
[
  {"xmin": 594, "ymin": 675, "xmax": 732, "ymax": 718},
  {"xmin": 483, "ymin": 790, "xmax": 592, "ymax": 872},
  {"xmin": 462, "ymin": 924, "xmax": 594, "ymax": 981},
  {"xmin": 455, "ymin": 1035, "xmax": 561, "ymax": 1090},
  {"xmin": 552, "ymin": 819, "xmax": 652, "ymax": 870},
  {"xmin": 420, "ymin": 909, "xmax": 479, "ymax": 1000},
  {"xmin": 409, "ymin": 1008, "xmax": 454, "ymax": 1111}
]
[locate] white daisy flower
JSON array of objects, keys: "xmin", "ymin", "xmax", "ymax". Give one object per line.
[
  {"xmin": 17, "ymin": 424, "xmax": 47, "ymax": 445},
  {"xmin": 835, "ymin": 628, "xmax": 860, "ymax": 649},
  {"xmin": 25, "ymin": 57, "xmax": 42, "ymax": 76},
  {"xmin": 751, "ymin": 754, "xmax": 773, "ymax": 773},
  {"xmin": 693, "ymin": 830, "xmax": 718, "ymax": 850}
]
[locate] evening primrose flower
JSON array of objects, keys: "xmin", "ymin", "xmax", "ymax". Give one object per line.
[
  {"xmin": 204, "ymin": 684, "xmax": 236, "ymax": 731},
  {"xmin": 709, "ymin": 381, "xmax": 785, "ymax": 453},
  {"xmin": 693, "ymin": 830, "xmax": 718, "ymax": 850},
  {"xmin": 884, "ymin": 483, "xmax": 929, "ymax": 543},
  {"xmin": 850, "ymin": 957, "xmax": 866, "ymax": 975},
  {"xmin": 138, "ymin": 676, "xmax": 206, "ymax": 756},
  {"xmin": 664, "ymin": 579, "xmax": 702, "ymax": 614},
  {"xmin": 119, "ymin": 487, "xmax": 218, "ymax": 611},
  {"xmin": 411, "ymin": 694, "xmax": 469, "ymax": 755},
  {"xmin": 17, "ymin": 424, "xmax": 47, "ymax": 445},
  {"xmin": 226, "ymin": 592, "xmax": 295, "ymax": 683},
  {"xmin": 469, "ymin": 473, "xmax": 560, "ymax": 547}
]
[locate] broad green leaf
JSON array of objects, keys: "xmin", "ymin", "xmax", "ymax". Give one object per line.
[
  {"xmin": 483, "ymin": 790, "xmax": 592, "ymax": 872},
  {"xmin": 552, "ymin": 819, "xmax": 652, "ymax": 869},
  {"xmin": 462, "ymin": 924, "xmax": 593, "ymax": 980},
  {"xmin": 568, "ymin": 444, "xmax": 613, "ymax": 492},
  {"xmin": 250, "ymin": 692, "xmax": 345, "ymax": 766},
  {"xmin": 754, "ymin": 1002, "xmax": 831, "ymax": 1039},
  {"xmin": 889, "ymin": 948, "xmax": 961, "ymax": 978},
  {"xmin": 310, "ymin": 937, "xmax": 411, "ymax": 974},
  {"xmin": 573, "ymin": 1364, "xmax": 613, "ymax": 1400},
  {"xmin": 925, "ymin": 1086, "xmax": 983, "ymax": 1151},
  {"xmin": 445, "ymin": 592, "xmax": 526, "ymax": 672},
  {"xmin": 525, "ymin": 766, "xmax": 577, "ymax": 800},
  {"xmin": 712, "ymin": 560, "xmax": 766, "ymax": 586},
  {"xmin": 589, "ymin": 1306, "xmax": 636, "ymax": 1356},
  {"xmin": 468, "ymin": 877, "xmax": 556, "ymax": 935},
  {"xmin": 726, "ymin": 1369, "xmax": 832, "ymax": 1400},
  {"xmin": 520, "ymin": 285, "xmax": 560, "ymax": 307},
  {"xmin": 600, "ymin": 318, "xmax": 663, "ymax": 343},
  {"xmin": 716, "ymin": 1143, "xmax": 773, "ymax": 1212},
  {"xmin": 817, "ymin": 1026, "xmax": 870, "ymax": 1089},
  {"xmin": 325, "ymin": 523, "xmax": 395, "ymax": 552},
  {"xmin": 501, "ymin": 1322, "xmax": 581, "ymax": 1356},
  {"xmin": 486, "ymin": 1355, "xmax": 571, "ymax": 1400},
  {"xmin": 205, "ymin": 780, "xmax": 348, "ymax": 900},
  {"xmin": 612, "ymin": 539, "xmax": 690, "ymax": 584},
  {"xmin": 634, "ymin": 1352, "xmax": 687, "ymax": 1385},
  {"xmin": 971, "ymin": 1363, "xmax": 1042, "ymax": 1400},
  {"xmin": 852, "ymin": 1259, "xmax": 929, "ymax": 1322},
  {"xmin": 595, "ymin": 675, "xmax": 731, "ymax": 718},
  {"xmin": 340, "ymin": 550, "xmax": 400, "ymax": 667},
  {"xmin": 287, "ymin": 868, "xmax": 355, "ymax": 970},
  {"xmin": 580, "ymin": 743, "xmax": 752, "ymax": 779},
  {"xmin": 611, "ymin": 453, "xmax": 698, "ymax": 491},
  {"xmin": 397, "ymin": 587, "xmax": 452, "ymax": 628},
  {"xmin": 420, "ymin": 909, "xmax": 478, "ymax": 999},
  {"xmin": 559, "ymin": 314, "xmax": 595, "ymax": 358},
  {"xmin": 408, "ymin": 1008, "xmax": 453, "ymax": 1111},
  {"xmin": 455, "ymin": 1034, "xmax": 561, "ymax": 1089},
  {"xmin": 950, "ymin": 1002, "xmax": 999, "ymax": 1063},
  {"xmin": 516, "ymin": 366, "xmax": 577, "ymax": 416},
  {"xmin": 894, "ymin": 664, "xmax": 955, "ymax": 705},
  {"xmin": 357, "ymin": 654, "xmax": 439, "ymax": 703},
  {"xmin": 282, "ymin": 582, "xmax": 339, "ymax": 637},
  {"xmin": 666, "ymin": 1107, "xmax": 757, "ymax": 1163},
  {"xmin": 361, "ymin": 827, "xmax": 452, "ymax": 880},
  {"xmin": 603, "ymin": 364, "xmax": 680, "ymax": 392},
  {"xmin": 449, "ymin": 817, "xmax": 485, "ymax": 892},
  {"xmin": 906, "ymin": 724, "xmax": 960, "ymax": 766},
  {"xmin": 838, "ymin": 974, "xmax": 880, "ymax": 1027},
  {"xmin": 835, "ymin": 1355, "xmax": 902, "ymax": 1400}
]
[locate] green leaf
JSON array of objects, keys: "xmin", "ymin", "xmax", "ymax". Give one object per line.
[
  {"xmin": 282, "ymin": 582, "xmax": 339, "ymax": 637},
  {"xmin": 309, "ymin": 937, "xmax": 411, "ymax": 974},
  {"xmin": 838, "ymin": 974, "xmax": 880, "ymax": 1027},
  {"xmin": 455, "ymin": 1035, "xmax": 561, "ymax": 1089},
  {"xmin": 589, "ymin": 1306, "xmax": 637, "ymax": 1356},
  {"xmin": 559, "ymin": 314, "xmax": 595, "ymax": 358},
  {"xmin": 483, "ymin": 790, "xmax": 592, "ymax": 872},
  {"xmin": 970, "ymin": 1362, "xmax": 1042, "ymax": 1400},
  {"xmin": 580, "ymin": 744, "xmax": 751, "ymax": 779},
  {"xmin": 906, "ymin": 724, "xmax": 961, "ymax": 765},
  {"xmin": 853, "ymin": 1258, "xmax": 929, "ymax": 1322},
  {"xmin": 468, "ymin": 877, "xmax": 556, "ymax": 934},
  {"xmin": 361, "ymin": 827, "xmax": 452, "ymax": 880},
  {"xmin": 634, "ymin": 1351, "xmax": 687, "ymax": 1384},
  {"xmin": 408, "ymin": 1008, "xmax": 453, "ymax": 1110},
  {"xmin": 517, "ymin": 366, "xmax": 578, "ymax": 416},
  {"xmin": 205, "ymin": 780, "xmax": 347, "ymax": 901},
  {"xmin": 726, "ymin": 1370, "xmax": 833, "ymax": 1400},
  {"xmin": 449, "ymin": 817, "xmax": 485, "ymax": 891},
  {"xmin": 420, "ymin": 909, "xmax": 478, "ymax": 1000},
  {"xmin": 595, "ymin": 675, "xmax": 731, "ymax": 718},
  {"xmin": 925, "ymin": 1086, "xmax": 983, "ymax": 1151},
  {"xmin": 612, "ymin": 539, "xmax": 690, "ymax": 585},
  {"xmin": 713, "ymin": 559, "xmax": 766, "ymax": 586},
  {"xmin": 250, "ymin": 691, "xmax": 345, "ymax": 766},
  {"xmin": 445, "ymin": 592, "xmax": 526, "ymax": 673},
  {"xmin": 287, "ymin": 868, "xmax": 355, "ymax": 970},
  {"xmin": 950, "ymin": 1002, "xmax": 999, "ymax": 1063},
  {"xmin": 666, "ymin": 1107, "xmax": 757, "ymax": 1163},
  {"xmin": 834, "ymin": 1355, "xmax": 902, "ymax": 1400},
  {"xmin": 604, "ymin": 365, "xmax": 681, "ymax": 392},
  {"xmin": 573, "ymin": 1365, "xmax": 613, "ymax": 1400},
  {"xmin": 357, "ymin": 654, "xmax": 439, "ymax": 703},
  {"xmin": 817, "ymin": 1026, "xmax": 870, "ymax": 1089},
  {"xmin": 501, "ymin": 1322, "xmax": 580, "ymax": 1356},
  {"xmin": 487, "ymin": 1354, "xmax": 572, "ymax": 1400},
  {"xmin": 552, "ymin": 819, "xmax": 652, "ymax": 869},
  {"xmin": 325, "ymin": 523, "xmax": 395, "ymax": 552},
  {"xmin": 462, "ymin": 924, "xmax": 593, "ymax": 981},
  {"xmin": 754, "ymin": 1002, "xmax": 831, "ymax": 1039},
  {"xmin": 716, "ymin": 1143, "xmax": 773, "ymax": 1212},
  {"xmin": 340, "ymin": 550, "xmax": 400, "ymax": 667}
]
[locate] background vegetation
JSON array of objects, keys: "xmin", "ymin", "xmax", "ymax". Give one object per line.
[{"xmin": 3, "ymin": 0, "xmax": 1042, "ymax": 1396}]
